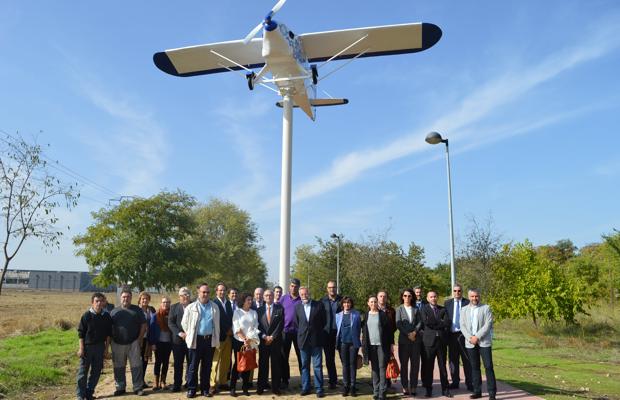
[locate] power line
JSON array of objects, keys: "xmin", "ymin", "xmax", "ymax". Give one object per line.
[{"xmin": 0, "ymin": 129, "xmax": 122, "ymax": 199}]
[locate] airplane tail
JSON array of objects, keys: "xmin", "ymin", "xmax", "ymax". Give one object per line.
[{"xmin": 276, "ymin": 98, "xmax": 348, "ymax": 108}]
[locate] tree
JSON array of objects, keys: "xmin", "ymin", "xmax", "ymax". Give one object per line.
[
  {"xmin": 489, "ymin": 240, "xmax": 586, "ymax": 325},
  {"xmin": 193, "ymin": 199, "xmax": 267, "ymax": 293},
  {"xmin": 601, "ymin": 230, "xmax": 620, "ymax": 307},
  {"xmin": 0, "ymin": 133, "xmax": 79, "ymax": 295},
  {"xmin": 74, "ymin": 191, "xmax": 200, "ymax": 291}
]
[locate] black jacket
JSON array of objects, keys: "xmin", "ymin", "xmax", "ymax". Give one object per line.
[
  {"xmin": 257, "ymin": 303, "xmax": 284, "ymax": 345},
  {"xmin": 78, "ymin": 310, "xmax": 112, "ymax": 345},
  {"xmin": 214, "ymin": 297, "xmax": 233, "ymax": 341},
  {"xmin": 295, "ymin": 300, "xmax": 326, "ymax": 349},
  {"xmin": 443, "ymin": 298, "xmax": 470, "ymax": 331},
  {"xmin": 321, "ymin": 294, "xmax": 343, "ymax": 334},
  {"xmin": 361, "ymin": 310, "xmax": 392, "ymax": 362},
  {"xmin": 420, "ymin": 304, "xmax": 451, "ymax": 347},
  {"xmin": 168, "ymin": 302, "xmax": 186, "ymax": 345}
]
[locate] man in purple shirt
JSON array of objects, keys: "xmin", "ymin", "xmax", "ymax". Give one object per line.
[{"xmin": 279, "ymin": 278, "xmax": 302, "ymax": 390}]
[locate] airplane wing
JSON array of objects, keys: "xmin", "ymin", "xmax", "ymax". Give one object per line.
[
  {"xmin": 153, "ymin": 38, "xmax": 264, "ymax": 77},
  {"xmin": 300, "ymin": 22, "xmax": 441, "ymax": 63}
]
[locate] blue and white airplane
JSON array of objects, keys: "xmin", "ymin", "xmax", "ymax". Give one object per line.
[{"xmin": 153, "ymin": 0, "xmax": 442, "ymax": 120}]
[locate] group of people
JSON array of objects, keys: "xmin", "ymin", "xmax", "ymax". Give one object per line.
[{"xmin": 75, "ymin": 279, "xmax": 496, "ymax": 400}]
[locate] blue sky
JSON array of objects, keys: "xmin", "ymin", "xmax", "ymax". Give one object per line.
[{"xmin": 2, "ymin": 1, "xmax": 619, "ymax": 284}]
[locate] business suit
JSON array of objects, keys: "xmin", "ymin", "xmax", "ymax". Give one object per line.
[
  {"xmin": 211, "ymin": 296, "xmax": 233, "ymax": 390},
  {"xmin": 295, "ymin": 300, "xmax": 326, "ymax": 395},
  {"xmin": 420, "ymin": 304, "xmax": 451, "ymax": 394},
  {"xmin": 395, "ymin": 305, "xmax": 423, "ymax": 393},
  {"xmin": 257, "ymin": 302, "xmax": 284, "ymax": 393},
  {"xmin": 168, "ymin": 302, "xmax": 189, "ymax": 391},
  {"xmin": 361, "ymin": 310, "xmax": 392, "ymax": 400},
  {"xmin": 460, "ymin": 303, "xmax": 496, "ymax": 398},
  {"xmin": 444, "ymin": 297, "xmax": 472, "ymax": 389},
  {"xmin": 321, "ymin": 294, "xmax": 342, "ymax": 388},
  {"xmin": 414, "ymin": 299, "xmax": 429, "ymax": 386}
]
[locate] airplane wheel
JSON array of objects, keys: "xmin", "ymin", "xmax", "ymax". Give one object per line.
[
  {"xmin": 246, "ymin": 72, "xmax": 256, "ymax": 90},
  {"xmin": 311, "ymin": 65, "xmax": 318, "ymax": 85}
]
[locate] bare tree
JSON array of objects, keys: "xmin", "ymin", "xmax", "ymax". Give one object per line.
[{"xmin": 0, "ymin": 132, "xmax": 79, "ymax": 294}]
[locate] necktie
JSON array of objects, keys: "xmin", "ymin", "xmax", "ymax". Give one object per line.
[
  {"xmin": 267, "ymin": 305, "xmax": 271, "ymax": 324},
  {"xmin": 454, "ymin": 300, "xmax": 460, "ymax": 330},
  {"xmin": 433, "ymin": 306, "xmax": 439, "ymax": 318}
]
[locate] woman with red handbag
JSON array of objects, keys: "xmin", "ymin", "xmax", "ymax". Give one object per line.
[
  {"xmin": 231, "ymin": 293, "xmax": 259, "ymax": 396},
  {"xmin": 362, "ymin": 295, "xmax": 392, "ymax": 400}
]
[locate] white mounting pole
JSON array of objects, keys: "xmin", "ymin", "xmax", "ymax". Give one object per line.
[{"xmin": 279, "ymin": 91, "xmax": 293, "ymax": 288}]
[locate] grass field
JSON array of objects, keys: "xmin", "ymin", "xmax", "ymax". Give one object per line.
[{"xmin": 0, "ymin": 290, "xmax": 619, "ymax": 399}]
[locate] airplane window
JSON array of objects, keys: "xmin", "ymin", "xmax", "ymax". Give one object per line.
[{"xmin": 289, "ymin": 31, "xmax": 295, "ymax": 39}]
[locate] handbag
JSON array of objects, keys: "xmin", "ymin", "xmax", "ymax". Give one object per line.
[
  {"xmin": 386, "ymin": 356, "xmax": 400, "ymax": 379},
  {"xmin": 237, "ymin": 346, "xmax": 257, "ymax": 372},
  {"xmin": 356, "ymin": 354, "xmax": 363, "ymax": 370}
]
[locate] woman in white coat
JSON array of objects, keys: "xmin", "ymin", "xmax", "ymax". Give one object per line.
[{"xmin": 231, "ymin": 293, "xmax": 260, "ymax": 396}]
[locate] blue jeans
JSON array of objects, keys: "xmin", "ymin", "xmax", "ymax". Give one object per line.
[
  {"xmin": 76, "ymin": 342, "xmax": 105, "ymax": 398},
  {"xmin": 300, "ymin": 346, "xmax": 324, "ymax": 394}
]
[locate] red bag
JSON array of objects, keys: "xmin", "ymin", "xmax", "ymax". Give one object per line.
[
  {"xmin": 386, "ymin": 356, "xmax": 400, "ymax": 379},
  {"xmin": 237, "ymin": 347, "xmax": 257, "ymax": 372}
]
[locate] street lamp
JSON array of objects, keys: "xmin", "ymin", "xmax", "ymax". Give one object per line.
[
  {"xmin": 330, "ymin": 233, "xmax": 343, "ymax": 294},
  {"xmin": 425, "ymin": 131, "xmax": 457, "ymax": 289}
]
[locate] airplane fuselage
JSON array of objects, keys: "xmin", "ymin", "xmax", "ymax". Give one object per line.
[{"xmin": 262, "ymin": 23, "xmax": 315, "ymax": 119}]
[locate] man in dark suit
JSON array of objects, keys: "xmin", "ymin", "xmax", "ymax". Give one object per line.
[
  {"xmin": 167, "ymin": 287, "xmax": 191, "ymax": 392},
  {"xmin": 252, "ymin": 287, "xmax": 264, "ymax": 310},
  {"xmin": 257, "ymin": 289, "xmax": 284, "ymax": 395},
  {"xmin": 211, "ymin": 282, "xmax": 234, "ymax": 393},
  {"xmin": 414, "ymin": 286, "xmax": 429, "ymax": 389},
  {"xmin": 420, "ymin": 290, "xmax": 452, "ymax": 398},
  {"xmin": 295, "ymin": 286, "xmax": 326, "ymax": 398},
  {"xmin": 320, "ymin": 280, "xmax": 342, "ymax": 390},
  {"xmin": 444, "ymin": 284, "xmax": 473, "ymax": 391}
]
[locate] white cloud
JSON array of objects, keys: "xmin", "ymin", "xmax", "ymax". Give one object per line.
[{"xmin": 272, "ymin": 16, "xmax": 620, "ymax": 206}]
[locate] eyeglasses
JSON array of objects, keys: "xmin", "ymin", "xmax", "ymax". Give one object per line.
[
  {"xmin": 327, "ymin": 286, "xmax": 336, "ymax": 289},
  {"xmin": 453, "ymin": 290, "xmax": 461, "ymax": 292},
  {"xmin": 403, "ymin": 294, "xmax": 412, "ymax": 297}
]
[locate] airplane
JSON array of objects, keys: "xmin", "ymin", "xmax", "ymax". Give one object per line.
[
  {"xmin": 153, "ymin": 0, "xmax": 442, "ymax": 120},
  {"xmin": 152, "ymin": 0, "xmax": 442, "ymax": 287}
]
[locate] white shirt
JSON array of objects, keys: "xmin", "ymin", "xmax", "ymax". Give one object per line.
[
  {"xmin": 232, "ymin": 308, "xmax": 259, "ymax": 345},
  {"xmin": 404, "ymin": 305, "xmax": 413, "ymax": 322},
  {"xmin": 303, "ymin": 301, "xmax": 311, "ymax": 321},
  {"xmin": 471, "ymin": 305, "xmax": 480, "ymax": 336}
]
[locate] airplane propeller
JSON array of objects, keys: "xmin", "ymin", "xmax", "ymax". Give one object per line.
[{"xmin": 243, "ymin": 0, "xmax": 287, "ymax": 44}]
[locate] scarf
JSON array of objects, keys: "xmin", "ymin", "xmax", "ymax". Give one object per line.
[{"xmin": 156, "ymin": 308, "xmax": 170, "ymax": 332}]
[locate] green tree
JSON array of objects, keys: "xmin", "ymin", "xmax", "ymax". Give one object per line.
[
  {"xmin": 74, "ymin": 191, "xmax": 200, "ymax": 291},
  {"xmin": 601, "ymin": 230, "xmax": 620, "ymax": 307},
  {"xmin": 1, "ymin": 133, "xmax": 79, "ymax": 295},
  {"xmin": 489, "ymin": 240, "xmax": 586, "ymax": 325},
  {"xmin": 193, "ymin": 199, "xmax": 267, "ymax": 293}
]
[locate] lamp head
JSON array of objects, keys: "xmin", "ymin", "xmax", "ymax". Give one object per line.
[{"xmin": 425, "ymin": 131, "xmax": 445, "ymax": 145}]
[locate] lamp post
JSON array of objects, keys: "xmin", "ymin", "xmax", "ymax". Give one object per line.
[
  {"xmin": 330, "ymin": 233, "xmax": 343, "ymax": 294},
  {"xmin": 425, "ymin": 131, "xmax": 456, "ymax": 289}
]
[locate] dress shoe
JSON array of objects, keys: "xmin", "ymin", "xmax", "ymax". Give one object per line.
[
  {"xmin": 202, "ymin": 389, "xmax": 213, "ymax": 397},
  {"xmin": 171, "ymin": 386, "xmax": 181, "ymax": 392},
  {"xmin": 351, "ymin": 389, "xmax": 358, "ymax": 397},
  {"xmin": 317, "ymin": 393, "xmax": 326, "ymax": 398},
  {"xmin": 230, "ymin": 389, "xmax": 237, "ymax": 397},
  {"xmin": 113, "ymin": 389, "xmax": 126, "ymax": 396},
  {"xmin": 301, "ymin": 390, "xmax": 312, "ymax": 396},
  {"xmin": 467, "ymin": 385, "xmax": 475, "ymax": 392},
  {"xmin": 186, "ymin": 391, "xmax": 196, "ymax": 398},
  {"xmin": 425, "ymin": 389, "xmax": 432, "ymax": 398},
  {"xmin": 209, "ymin": 387, "xmax": 217, "ymax": 396},
  {"xmin": 329, "ymin": 383, "xmax": 338, "ymax": 390},
  {"xmin": 489, "ymin": 396, "xmax": 497, "ymax": 400},
  {"xmin": 470, "ymin": 394, "xmax": 482, "ymax": 399},
  {"xmin": 342, "ymin": 387, "xmax": 350, "ymax": 396},
  {"xmin": 449, "ymin": 383, "xmax": 459, "ymax": 390},
  {"xmin": 412, "ymin": 390, "xmax": 417, "ymax": 397},
  {"xmin": 442, "ymin": 389, "xmax": 453, "ymax": 398},
  {"xmin": 256, "ymin": 388, "xmax": 264, "ymax": 395},
  {"xmin": 242, "ymin": 389, "xmax": 250, "ymax": 396},
  {"xmin": 273, "ymin": 390, "xmax": 282, "ymax": 395},
  {"xmin": 134, "ymin": 389, "xmax": 146, "ymax": 396}
]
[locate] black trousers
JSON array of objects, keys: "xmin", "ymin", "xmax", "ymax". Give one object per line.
[
  {"xmin": 338, "ymin": 342, "xmax": 358, "ymax": 391},
  {"xmin": 419, "ymin": 334, "xmax": 428, "ymax": 386},
  {"xmin": 323, "ymin": 330, "xmax": 338, "ymax": 386},
  {"xmin": 172, "ymin": 342, "xmax": 189, "ymax": 389},
  {"xmin": 154, "ymin": 341, "xmax": 172, "ymax": 379},
  {"xmin": 187, "ymin": 336, "xmax": 215, "ymax": 392},
  {"xmin": 258, "ymin": 341, "xmax": 282, "ymax": 391},
  {"xmin": 467, "ymin": 345, "xmax": 496, "ymax": 396},
  {"xmin": 398, "ymin": 339, "xmax": 421, "ymax": 391},
  {"xmin": 282, "ymin": 331, "xmax": 301, "ymax": 384},
  {"xmin": 448, "ymin": 332, "xmax": 472, "ymax": 387},
  {"xmin": 231, "ymin": 340, "xmax": 252, "ymax": 390},
  {"xmin": 424, "ymin": 339, "xmax": 449, "ymax": 390}
]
